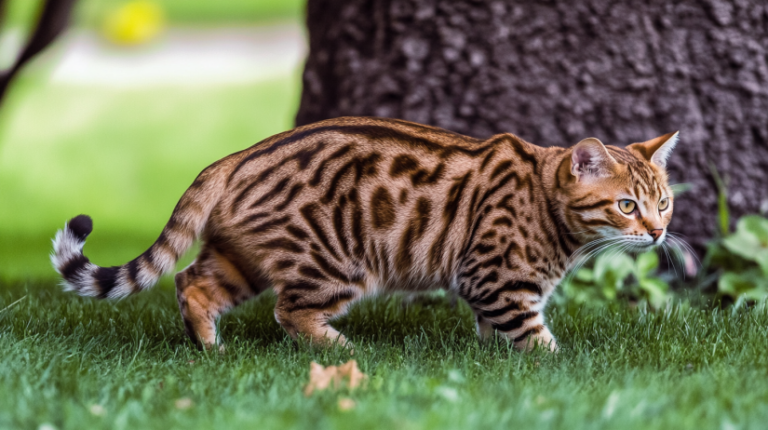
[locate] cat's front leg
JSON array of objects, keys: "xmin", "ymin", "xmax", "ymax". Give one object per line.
[
  {"xmin": 474, "ymin": 313, "xmax": 495, "ymax": 340},
  {"xmin": 461, "ymin": 279, "xmax": 557, "ymax": 352}
]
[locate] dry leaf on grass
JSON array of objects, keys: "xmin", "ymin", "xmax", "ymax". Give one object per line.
[
  {"xmin": 304, "ymin": 360, "xmax": 367, "ymax": 396},
  {"xmin": 89, "ymin": 404, "xmax": 106, "ymax": 416},
  {"xmin": 337, "ymin": 397, "xmax": 356, "ymax": 411},
  {"xmin": 174, "ymin": 398, "xmax": 194, "ymax": 410}
]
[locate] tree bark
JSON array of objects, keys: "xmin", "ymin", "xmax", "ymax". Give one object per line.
[{"xmin": 296, "ymin": 0, "xmax": 768, "ymax": 248}]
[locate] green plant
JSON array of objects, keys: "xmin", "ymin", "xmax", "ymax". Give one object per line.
[
  {"xmin": 558, "ymin": 250, "xmax": 670, "ymax": 308},
  {"xmin": 708, "ymin": 215, "xmax": 768, "ymax": 306},
  {"xmin": 699, "ymin": 165, "xmax": 768, "ymax": 306}
]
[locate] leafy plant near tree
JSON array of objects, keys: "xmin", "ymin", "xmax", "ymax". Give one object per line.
[
  {"xmin": 697, "ymin": 166, "xmax": 768, "ymax": 306},
  {"xmin": 706, "ymin": 215, "xmax": 768, "ymax": 306},
  {"xmin": 557, "ymin": 251, "xmax": 670, "ymax": 309}
]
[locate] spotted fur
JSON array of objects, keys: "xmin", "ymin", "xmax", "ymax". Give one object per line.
[{"xmin": 51, "ymin": 117, "xmax": 678, "ymax": 351}]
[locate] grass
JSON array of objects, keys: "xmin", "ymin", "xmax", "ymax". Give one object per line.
[{"xmin": 2, "ymin": 280, "xmax": 768, "ymax": 429}]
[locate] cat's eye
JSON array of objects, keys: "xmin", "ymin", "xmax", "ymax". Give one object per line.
[
  {"xmin": 659, "ymin": 197, "xmax": 670, "ymax": 211},
  {"xmin": 618, "ymin": 200, "xmax": 636, "ymax": 214}
]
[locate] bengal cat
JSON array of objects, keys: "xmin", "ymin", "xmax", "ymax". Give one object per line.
[{"xmin": 51, "ymin": 117, "xmax": 678, "ymax": 352}]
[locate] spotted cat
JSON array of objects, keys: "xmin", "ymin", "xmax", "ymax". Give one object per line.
[{"xmin": 51, "ymin": 117, "xmax": 678, "ymax": 351}]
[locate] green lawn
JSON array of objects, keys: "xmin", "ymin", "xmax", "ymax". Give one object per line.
[{"xmin": 1, "ymin": 281, "xmax": 767, "ymax": 429}]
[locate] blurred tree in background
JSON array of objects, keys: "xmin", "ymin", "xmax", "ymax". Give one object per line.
[
  {"xmin": 0, "ymin": 0, "xmax": 305, "ymax": 103},
  {"xmin": 0, "ymin": 0, "xmax": 77, "ymax": 103},
  {"xmin": 296, "ymin": 0, "xmax": 768, "ymax": 250},
  {"xmin": 0, "ymin": 0, "xmax": 306, "ymax": 280}
]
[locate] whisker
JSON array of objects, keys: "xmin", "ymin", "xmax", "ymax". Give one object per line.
[
  {"xmin": 569, "ymin": 238, "xmax": 618, "ymax": 265},
  {"xmin": 568, "ymin": 236, "xmax": 620, "ymax": 263},
  {"xmin": 661, "ymin": 242, "xmax": 679, "ymax": 279},
  {"xmin": 564, "ymin": 238, "xmax": 623, "ymax": 283},
  {"xmin": 667, "ymin": 233, "xmax": 700, "ymax": 269},
  {"xmin": 607, "ymin": 241, "xmax": 633, "ymax": 263},
  {"xmin": 664, "ymin": 235, "xmax": 698, "ymax": 278},
  {"xmin": 669, "ymin": 240, "xmax": 689, "ymax": 272}
]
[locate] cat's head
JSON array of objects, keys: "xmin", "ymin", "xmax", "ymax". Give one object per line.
[{"xmin": 558, "ymin": 132, "xmax": 679, "ymax": 251}]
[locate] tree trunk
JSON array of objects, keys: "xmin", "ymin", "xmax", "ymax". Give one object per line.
[
  {"xmin": 0, "ymin": 0, "xmax": 78, "ymax": 105},
  {"xmin": 296, "ymin": 0, "xmax": 768, "ymax": 249}
]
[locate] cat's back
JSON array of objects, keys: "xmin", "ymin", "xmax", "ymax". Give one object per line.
[
  {"xmin": 226, "ymin": 116, "xmax": 487, "ymax": 184},
  {"xmin": 216, "ymin": 116, "xmax": 498, "ymax": 224}
]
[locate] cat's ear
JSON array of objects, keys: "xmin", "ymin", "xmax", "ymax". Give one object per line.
[
  {"xmin": 570, "ymin": 138, "xmax": 617, "ymax": 181},
  {"xmin": 628, "ymin": 131, "xmax": 679, "ymax": 168}
]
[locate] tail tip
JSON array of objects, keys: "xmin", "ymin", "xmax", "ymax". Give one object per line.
[{"xmin": 68, "ymin": 215, "xmax": 93, "ymax": 241}]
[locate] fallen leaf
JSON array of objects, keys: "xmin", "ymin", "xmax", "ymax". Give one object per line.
[
  {"xmin": 338, "ymin": 397, "xmax": 356, "ymax": 411},
  {"xmin": 175, "ymin": 398, "xmax": 194, "ymax": 410},
  {"xmin": 89, "ymin": 404, "xmax": 106, "ymax": 416},
  {"xmin": 304, "ymin": 360, "xmax": 367, "ymax": 396}
]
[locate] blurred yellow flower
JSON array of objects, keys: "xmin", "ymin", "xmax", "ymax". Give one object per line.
[{"xmin": 102, "ymin": 1, "xmax": 165, "ymax": 46}]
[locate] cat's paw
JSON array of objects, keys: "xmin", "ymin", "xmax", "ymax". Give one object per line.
[{"xmin": 517, "ymin": 328, "xmax": 558, "ymax": 353}]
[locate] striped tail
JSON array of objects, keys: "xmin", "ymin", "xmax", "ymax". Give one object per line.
[{"xmin": 51, "ymin": 162, "xmax": 228, "ymax": 299}]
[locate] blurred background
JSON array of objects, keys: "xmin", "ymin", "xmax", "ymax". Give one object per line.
[{"xmin": 0, "ymin": 0, "xmax": 307, "ymax": 280}]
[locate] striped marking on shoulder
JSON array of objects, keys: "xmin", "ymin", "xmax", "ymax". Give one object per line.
[
  {"xmin": 479, "ymin": 149, "xmax": 497, "ymax": 172},
  {"xmin": 490, "ymin": 160, "xmax": 513, "ymax": 180},
  {"xmin": 508, "ymin": 136, "xmax": 539, "ymax": 172}
]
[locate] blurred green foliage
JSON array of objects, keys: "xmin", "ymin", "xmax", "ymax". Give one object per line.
[
  {"xmin": 79, "ymin": 0, "xmax": 306, "ymax": 26},
  {"xmin": 2, "ymin": 0, "xmax": 305, "ymax": 29},
  {"xmin": 697, "ymin": 164, "xmax": 768, "ymax": 306},
  {"xmin": 0, "ymin": 0, "xmax": 305, "ymax": 282},
  {"xmin": 557, "ymin": 251, "xmax": 670, "ymax": 309},
  {"xmin": 0, "ymin": 70, "xmax": 301, "ymax": 280},
  {"xmin": 707, "ymin": 215, "xmax": 768, "ymax": 306}
]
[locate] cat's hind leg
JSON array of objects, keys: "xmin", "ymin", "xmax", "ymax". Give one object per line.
[
  {"xmin": 175, "ymin": 248, "xmax": 259, "ymax": 349},
  {"xmin": 273, "ymin": 279, "xmax": 361, "ymax": 348}
]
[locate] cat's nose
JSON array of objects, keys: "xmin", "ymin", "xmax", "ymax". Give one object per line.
[{"xmin": 649, "ymin": 229, "xmax": 664, "ymax": 242}]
